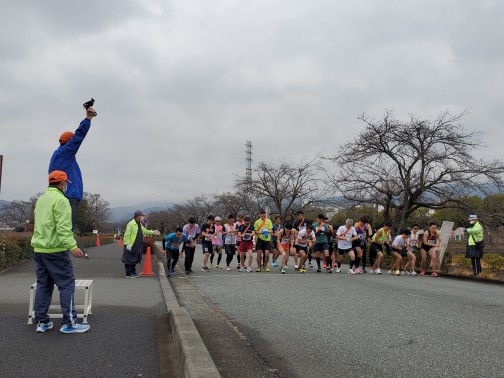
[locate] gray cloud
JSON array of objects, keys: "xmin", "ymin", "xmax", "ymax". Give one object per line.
[{"xmin": 1, "ymin": 0, "xmax": 503, "ymax": 206}]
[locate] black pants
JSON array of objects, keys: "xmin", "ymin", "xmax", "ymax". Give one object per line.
[
  {"xmin": 225, "ymin": 245, "xmax": 236, "ymax": 266},
  {"xmin": 184, "ymin": 246, "xmax": 196, "ymax": 271},
  {"xmin": 125, "ymin": 264, "xmax": 137, "ymax": 276},
  {"xmin": 68, "ymin": 198, "xmax": 80, "ymax": 233},
  {"xmin": 166, "ymin": 249, "xmax": 180, "ymax": 272},
  {"xmin": 471, "ymin": 257, "xmax": 482, "ymax": 275}
]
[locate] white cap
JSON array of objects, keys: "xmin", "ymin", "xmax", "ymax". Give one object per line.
[
  {"xmin": 468, "ymin": 215, "xmax": 478, "ymax": 221},
  {"xmin": 215, "ymin": 216, "xmax": 222, "ymax": 221}
]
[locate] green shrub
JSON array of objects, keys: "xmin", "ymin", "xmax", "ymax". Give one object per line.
[
  {"xmin": 451, "ymin": 254, "xmax": 472, "ymax": 269},
  {"xmin": 482, "ymin": 253, "xmax": 504, "ymax": 274}
]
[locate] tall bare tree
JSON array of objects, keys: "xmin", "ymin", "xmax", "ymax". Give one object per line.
[
  {"xmin": 236, "ymin": 158, "xmax": 324, "ymax": 221},
  {"xmin": 77, "ymin": 192, "xmax": 111, "ymax": 232},
  {"xmin": 0, "ymin": 200, "xmax": 32, "ymax": 229},
  {"xmin": 325, "ymin": 110, "xmax": 504, "ymax": 229}
]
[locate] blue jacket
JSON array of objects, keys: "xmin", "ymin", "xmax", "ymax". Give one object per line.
[
  {"xmin": 164, "ymin": 233, "xmax": 188, "ymax": 251},
  {"xmin": 49, "ymin": 118, "xmax": 91, "ymax": 201}
]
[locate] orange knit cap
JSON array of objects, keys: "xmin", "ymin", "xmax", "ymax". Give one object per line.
[{"xmin": 59, "ymin": 131, "xmax": 74, "ymax": 144}]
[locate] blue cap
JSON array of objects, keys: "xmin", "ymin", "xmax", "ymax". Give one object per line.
[{"xmin": 134, "ymin": 210, "xmax": 144, "ymax": 217}]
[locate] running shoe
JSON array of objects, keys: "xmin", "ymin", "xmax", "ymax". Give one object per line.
[
  {"xmin": 309, "ymin": 262, "xmax": 313, "ymax": 269},
  {"xmin": 336, "ymin": 268, "xmax": 341, "ymax": 273},
  {"xmin": 322, "ymin": 263, "xmax": 326, "ymax": 269},
  {"xmin": 348, "ymin": 268, "xmax": 355, "ymax": 275},
  {"xmin": 210, "ymin": 263, "xmax": 214, "ymax": 269},
  {"xmin": 316, "ymin": 268, "xmax": 322, "ymax": 273},
  {"xmin": 256, "ymin": 267, "xmax": 262, "ymax": 272},
  {"xmin": 431, "ymin": 272, "xmax": 439, "ymax": 277},
  {"xmin": 184, "ymin": 270, "xmax": 191, "ymax": 274},
  {"xmin": 369, "ymin": 269, "xmax": 375, "ymax": 274},
  {"xmin": 281, "ymin": 268, "xmax": 287, "ymax": 274},
  {"xmin": 264, "ymin": 266, "xmax": 270, "ymax": 272},
  {"xmin": 226, "ymin": 266, "xmax": 231, "ymax": 271},
  {"xmin": 239, "ymin": 267, "xmax": 246, "ymax": 272},
  {"xmin": 401, "ymin": 271, "xmax": 410, "ymax": 276},
  {"xmin": 294, "ymin": 265, "xmax": 299, "ymax": 271},
  {"xmin": 394, "ymin": 270, "xmax": 401, "ymax": 276},
  {"xmin": 272, "ymin": 262, "xmax": 279, "ymax": 267},
  {"xmin": 166, "ymin": 271, "xmax": 172, "ymax": 277},
  {"xmin": 36, "ymin": 321, "xmax": 54, "ymax": 333},
  {"xmin": 246, "ymin": 267, "xmax": 252, "ymax": 272},
  {"xmin": 354, "ymin": 267, "xmax": 362, "ymax": 274},
  {"xmin": 375, "ymin": 268, "xmax": 382, "ymax": 274},
  {"xmin": 60, "ymin": 323, "xmax": 90, "ymax": 334},
  {"xmin": 410, "ymin": 271, "xmax": 418, "ymax": 276},
  {"xmin": 299, "ymin": 267, "xmax": 307, "ymax": 273},
  {"xmin": 170, "ymin": 270, "xmax": 178, "ymax": 275},
  {"xmin": 125, "ymin": 275, "xmax": 137, "ymax": 278},
  {"xmin": 216, "ymin": 265, "xmax": 222, "ymax": 269},
  {"xmin": 419, "ymin": 270, "xmax": 425, "ymax": 276},
  {"xmin": 326, "ymin": 268, "xmax": 332, "ymax": 273},
  {"xmin": 388, "ymin": 270, "xmax": 394, "ymax": 275}
]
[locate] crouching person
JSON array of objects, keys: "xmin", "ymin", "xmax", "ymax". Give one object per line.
[{"xmin": 164, "ymin": 228, "xmax": 188, "ymax": 276}]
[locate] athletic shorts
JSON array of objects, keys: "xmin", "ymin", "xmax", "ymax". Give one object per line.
[
  {"xmin": 295, "ymin": 245, "xmax": 308, "ymax": 253},
  {"xmin": 369, "ymin": 242, "xmax": 384, "ymax": 259},
  {"xmin": 255, "ymin": 238, "xmax": 272, "ymax": 252},
  {"xmin": 224, "ymin": 244, "xmax": 236, "ymax": 255},
  {"xmin": 337, "ymin": 248, "xmax": 353, "ymax": 255},
  {"xmin": 421, "ymin": 244, "xmax": 436, "ymax": 252},
  {"xmin": 202, "ymin": 241, "xmax": 213, "ymax": 254},
  {"xmin": 352, "ymin": 240, "xmax": 366, "ymax": 249},
  {"xmin": 314, "ymin": 242, "xmax": 329, "ymax": 252},
  {"xmin": 239, "ymin": 241, "xmax": 254, "ymax": 253},
  {"xmin": 236, "ymin": 240, "xmax": 241, "ymax": 247}
]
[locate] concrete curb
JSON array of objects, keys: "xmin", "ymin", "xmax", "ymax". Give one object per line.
[{"xmin": 157, "ymin": 261, "xmax": 221, "ymax": 378}]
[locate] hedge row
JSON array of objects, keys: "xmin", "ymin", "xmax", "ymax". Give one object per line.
[{"xmin": 0, "ymin": 234, "xmax": 114, "ymax": 271}]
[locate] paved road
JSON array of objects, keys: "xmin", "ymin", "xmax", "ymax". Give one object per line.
[
  {"xmin": 170, "ymin": 246, "xmax": 504, "ymax": 378},
  {"xmin": 0, "ymin": 242, "xmax": 167, "ymax": 378}
]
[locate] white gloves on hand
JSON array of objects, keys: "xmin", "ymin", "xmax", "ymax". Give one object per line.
[
  {"xmin": 126, "ymin": 245, "xmax": 132, "ymax": 251},
  {"xmin": 153, "ymin": 230, "xmax": 161, "ymax": 236}
]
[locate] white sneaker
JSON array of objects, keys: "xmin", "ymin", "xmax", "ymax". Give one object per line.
[
  {"xmin": 294, "ymin": 265, "xmax": 299, "ymax": 270},
  {"xmin": 246, "ymin": 267, "xmax": 252, "ymax": 272},
  {"xmin": 388, "ymin": 270, "xmax": 394, "ymax": 275},
  {"xmin": 226, "ymin": 266, "xmax": 231, "ymax": 271},
  {"xmin": 336, "ymin": 267, "xmax": 341, "ymax": 273},
  {"xmin": 369, "ymin": 269, "xmax": 375, "ymax": 274},
  {"xmin": 410, "ymin": 271, "xmax": 418, "ymax": 276},
  {"xmin": 401, "ymin": 271, "xmax": 410, "ymax": 276},
  {"xmin": 394, "ymin": 270, "xmax": 401, "ymax": 276},
  {"xmin": 348, "ymin": 268, "xmax": 355, "ymax": 275},
  {"xmin": 375, "ymin": 268, "xmax": 382, "ymax": 274}
]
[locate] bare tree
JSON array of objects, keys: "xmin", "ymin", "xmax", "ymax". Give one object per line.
[
  {"xmin": 325, "ymin": 110, "xmax": 504, "ymax": 230},
  {"xmin": 77, "ymin": 192, "xmax": 111, "ymax": 232},
  {"xmin": 236, "ymin": 158, "xmax": 325, "ymax": 221},
  {"xmin": 0, "ymin": 200, "xmax": 32, "ymax": 229}
]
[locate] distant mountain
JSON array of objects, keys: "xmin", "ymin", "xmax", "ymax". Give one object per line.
[
  {"xmin": 0, "ymin": 200, "xmax": 10, "ymax": 209},
  {"xmin": 109, "ymin": 202, "xmax": 170, "ymax": 223}
]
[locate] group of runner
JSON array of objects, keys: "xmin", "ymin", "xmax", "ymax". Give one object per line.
[{"xmin": 163, "ymin": 211, "xmax": 443, "ymax": 277}]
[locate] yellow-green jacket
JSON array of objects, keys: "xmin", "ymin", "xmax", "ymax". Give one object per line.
[
  {"xmin": 467, "ymin": 221, "xmax": 483, "ymax": 246},
  {"xmin": 31, "ymin": 187, "xmax": 77, "ymax": 253},
  {"xmin": 123, "ymin": 218, "xmax": 156, "ymax": 246}
]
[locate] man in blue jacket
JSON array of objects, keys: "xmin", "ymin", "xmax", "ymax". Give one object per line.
[{"xmin": 49, "ymin": 105, "xmax": 96, "ymax": 232}]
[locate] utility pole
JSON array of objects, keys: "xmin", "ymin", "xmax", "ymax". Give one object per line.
[
  {"xmin": 245, "ymin": 141, "xmax": 252, "ymax": 190},
  {"xmin": 0, "ymin": 155, "xmax": 3, "ymax": 194}
]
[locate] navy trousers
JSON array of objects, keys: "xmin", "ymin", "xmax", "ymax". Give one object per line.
[{"xmin": 34, "ymin": 251, "xmax": 77, "ymax": 326}]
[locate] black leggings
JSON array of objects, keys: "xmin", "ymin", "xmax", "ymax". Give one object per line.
[
  {"xmin": 166, "ymin": 249, "xmax": 180, "ymax": 271},
  {"xmin": 471, "ymin": 257, "xmax": 482, "ymax": 275},
  {"xmin": 225, "ymin": 245, "xmax": 236, "ymax": 266}
]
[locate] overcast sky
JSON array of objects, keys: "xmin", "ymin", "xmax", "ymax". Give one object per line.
[{"xmin": 1, "ymin": 0, "xmax": 502, "ymax": 207}]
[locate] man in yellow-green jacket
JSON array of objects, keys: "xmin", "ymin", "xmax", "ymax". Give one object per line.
[
  {"xmin": 465, "ymin": 214, "xmax": 484, "ymax": 276},
  {"xmin": 31, "ymin": 170, "xmax": 90, "ymax": 334},
  {"xmin": 121, "ymin": 210, "xmax": 160, "ymax": 277}
]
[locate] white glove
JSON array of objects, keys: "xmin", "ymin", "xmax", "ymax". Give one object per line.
[
  {"xmin": 126, "ymin": 245, "xmax": 132, "ymax": 251},
  {"xmin": 153, "ymin": 230, "xmax": 161, "ymax": 236}
]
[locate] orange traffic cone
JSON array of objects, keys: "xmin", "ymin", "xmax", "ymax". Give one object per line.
[
  {"xmin": 96, "ymin": 234, "xmax": 101, "ymax": 247},
  {"xmin": 118, "ymin": 236, "xmax": 123, "ymax": 247},
  {"xmin": 140, "ymin": 246, "xmax": 155, "ymax": 277}
]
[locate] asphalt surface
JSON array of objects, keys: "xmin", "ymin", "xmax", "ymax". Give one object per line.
[
  {"xmin": 170, "ymin": 246, "xmax": 504, "ymax": 378},
  {"xmin": 0, "ymin": 242, "xmax": 167, "ymax": 378}
]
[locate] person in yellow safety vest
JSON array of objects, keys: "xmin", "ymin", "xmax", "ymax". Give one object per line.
[
  {"xmin": 31, "ymin": 170, "xmax": 90, "ymax": 334},
  {"xmin": 122, "ymin": 210, "xmax": 160, "ymax": 278},
  {"xmin": 465, "ymin": 214, "xmax": 484, "ymax": 276},
  {"xmin": 369, "ymin": 221, "xmax": 392, "ymax": 274}
]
